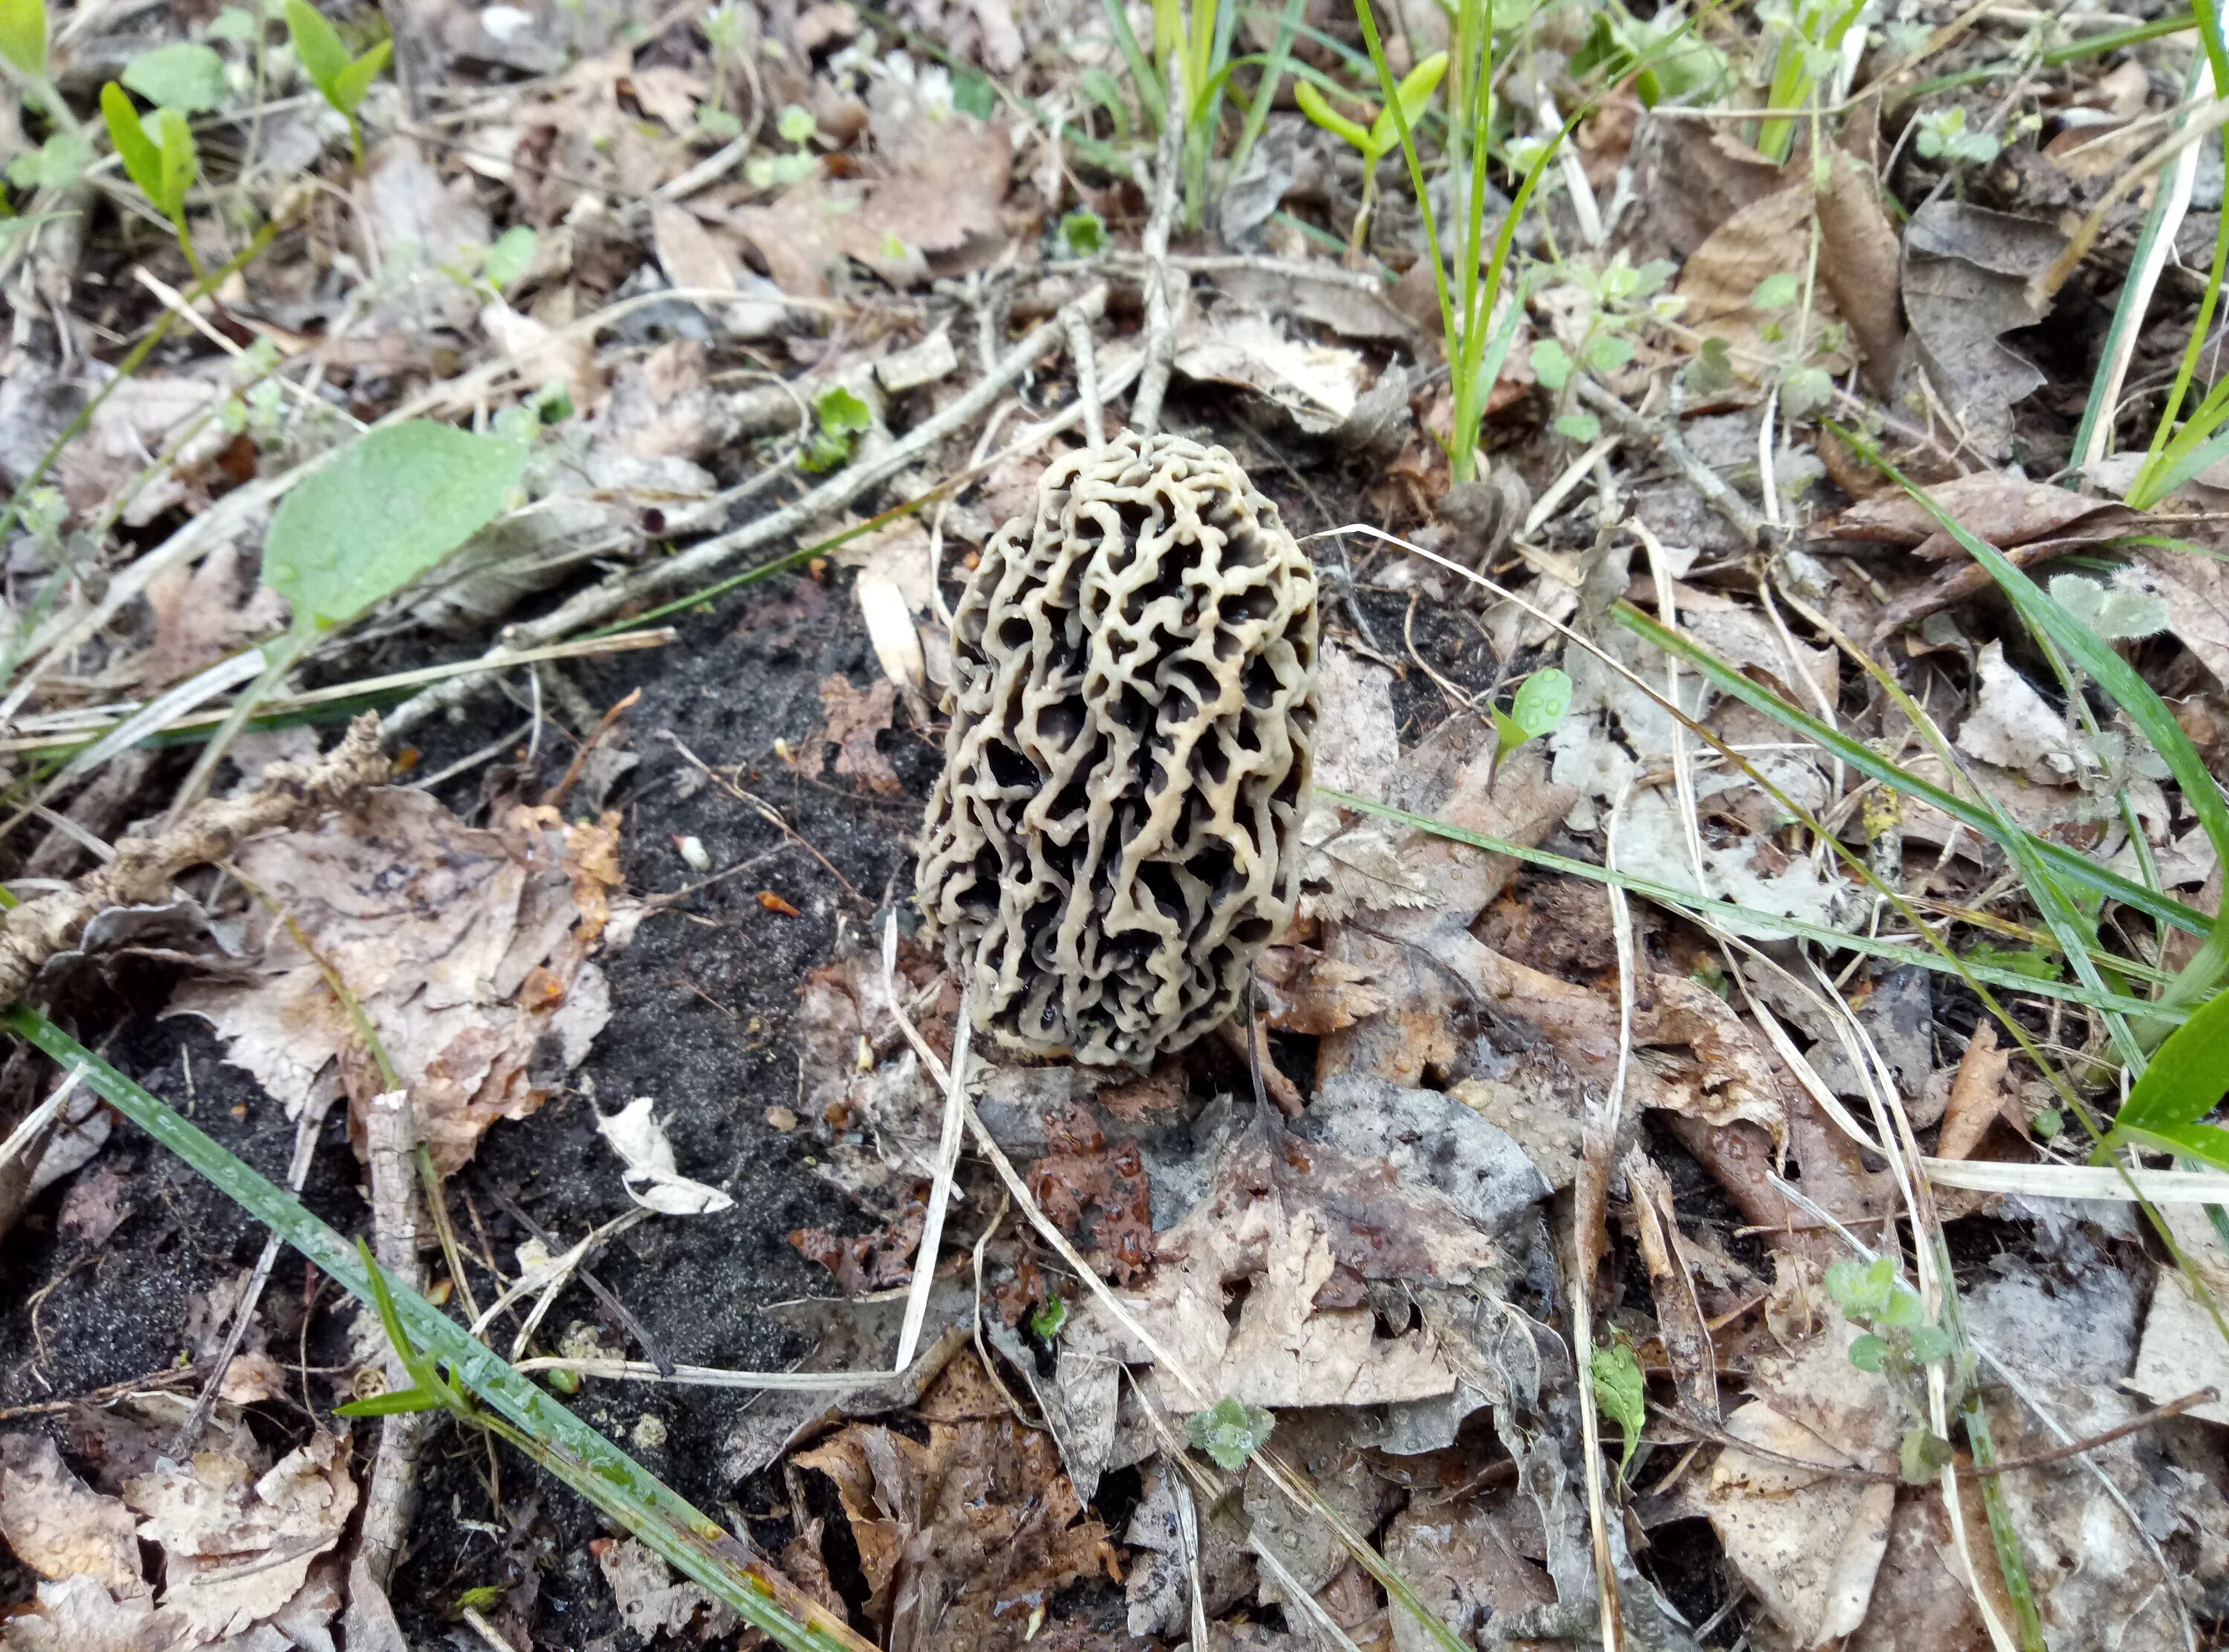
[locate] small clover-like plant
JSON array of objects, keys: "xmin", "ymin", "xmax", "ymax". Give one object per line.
[
  {"xmin": 1493, "ymin": 666, "xmax": 1572, "ymax": 761},
  {"xmin": 1824, "ymin": 1256, "xmax": 1959, "ymax": 1483},
  {"xmin": 698, "ymin": 1, "xmax": 750, "ymax": 139},
  {"xmin": 1054, "ymin": 207, "xmax": 1107, "ymax": 261},
  {"xmin": 1294, "ymin": 51, "xmax": 1448, "ymax": 251},
  {"xmin": 744, "ymin": 105, "xmax": 817, "ymax": 189},
  {"xmin": 102, "ymin": 83, "xmax": 204, "ymax": 275},
  {"xmin": 1741, "ymin": 268, "xmax": 1839, "ymax": 420},
  {"xmin": 285, "ymin": 0, "xmax": 391, "ymax": 166},
  {"xmin": 1589, "ymin": 1339, "xmax": 1645, "ymax": 1483},
  {"xmin": 2048, "ymin": 570, "xmax": 2170, "ymax": 643},
  {"xmin": 1186, "ymin": 1394, "xmax": 1274, "ymax": 1471},
  {"xmin": 799, "ymin": 385, "xmax": 874, "ymax": 473},
  {"xmin": 1529, "ymin": 252, "xmax": 1678, "ymax": 441},
  {"xmin": 1915, "ymin": 106, "xmax": 2000, "ymax": 169},
  {"xmin": 123, "ymin": 42, "xmax": 230, "ymax": 112},
  {"xmin": 1029, "ymin": 1295, "xmax": 1068, "ymax": 1342}
]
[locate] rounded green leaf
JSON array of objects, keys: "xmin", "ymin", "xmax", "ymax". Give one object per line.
[
  {"xmin": 1511, "ymin": 666, "xmax": 1573, "ymax": 740},
  {"xmin": 1529, "ymin": 337, "xmax": 1572, "ymax": 392},
  {"xmin": 1847, "ymin": 1333, "xmax": 1888, "ymax": 1373},
  {"xmin": 484, "ymin": 224, "xmax": 537, "ymax": 291},
  {"xmin": 264, "ymin": 420, "xmax": 527, "ymax": 631},
  {"xmin": 285, "ymin": 0, "xmax": 349, "ymax": 97},
  {"xmin": 123, "ymin": 42, "xmax": 230, "ymax": 111},
  {"xmin": 0, "ymin": 0, "xmax": 47, "ymax": 76},
  {"xmin": 1186, "ymin": 1394, "xmax": 1274, "ymax": 1471},
  {"xmin": 1907, "ymin": 1324, "xmax": 1953, "ymax": 1364}
]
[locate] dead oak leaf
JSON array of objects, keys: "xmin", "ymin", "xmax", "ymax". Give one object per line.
[
  {"xmin": 1675, "ymin": 185, "xmax": 1852, "ymax": 382},
  {"xmin": 138, "ymin": 542, "xmax": 288, "ymax": 693},
  {"xmin": 819, "ymin": 673, "xmax": 902, "ymax": 795},
  {"xmin": 167, "ymin": 788, "xmax": 617, "ymax": 1174},
  {"xmin": 796, "ymin": 1353, "xmax": 1114, "ymax": 1647},
  {"xmin": 123, "ymin": 1428, "xmax": 356, "ymax": 1643},
  {"xmin": 0, "ymin": 1434, "xmax": 144, "ymax": 1599},
  {"xmin": 790, "ymin": 1181, "xmax": 929, "ymax": 1295},
  {"xmin": 1815, "ymin": 470, "xmax": 2144, "ymax": 561},
  {"xmin": 1901, "ymin": 201, "xmax": 2066, "ymax": 460},
  {"xmin": 728, "ymin": 114, "xmax": 1011, "ymax": 296}
]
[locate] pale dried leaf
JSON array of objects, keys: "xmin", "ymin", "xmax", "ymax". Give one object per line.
[
  {"xmin": 595, "ymin": 1096, "xmax": 733, "ymax": 1216},
  {"xmin": 0, "ymin": 1434, "xmax": 144, "ymax": 1596}
]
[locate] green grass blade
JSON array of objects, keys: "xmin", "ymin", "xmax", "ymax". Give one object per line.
[
  {"xmin": 1100, "ymin": 0, "xmax": 1167, "ymax": 128},
  {"xmin": 1847, "ymin": 435, "xmax": 2229, "ymax": 1018},
  {"xmin": 0, "ymin": 1006, "xmax": 861, "ymax": 1652},
  {"xmin": 1317, "ymin": 789, "xmax": 2181, "ymax": 1021},
  {"xmin": 1615, "ymin": 602, "xmax": 2213, "ymax": 939},
  {"xmin": 2118, "ymin": 984, "xmax": 2229, "ymax": 1136}
]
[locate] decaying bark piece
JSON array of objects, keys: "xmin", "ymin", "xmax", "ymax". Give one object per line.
[
  {"xmin": 0, "ymin": 714, "xmax": 389, "ymax": 1007},
  {"xmin": 917, "ymin": 432, "xmax": 1319, "ymax": 1064}
]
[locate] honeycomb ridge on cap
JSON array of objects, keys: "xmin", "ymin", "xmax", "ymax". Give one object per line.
[{"xmin": 915, "ymin": 429, "xmax": 1320, "ymax": 1065}]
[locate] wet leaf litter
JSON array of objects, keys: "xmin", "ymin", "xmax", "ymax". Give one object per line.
[{"xmin": 8, "ymin": 0, "xmax": 2229, "ymax": 1647}]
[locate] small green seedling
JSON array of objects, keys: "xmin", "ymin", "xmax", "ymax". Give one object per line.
[
  {"xmin": 2100, "ymin": 979, "xmax": 2229, "ymax": 1167},
  {"xmin": 334, "ymin": 1240, "xmax": 475, "ymax": 1420},
  {"xmin": 1294, "ymin": 51, "xmax": 1447, "ymax": 250},
  {"xmin": 285, "ymin": 0, "xmax": 391, "ymax": 166},
  {"xmin": 698, "ymin": 1, "xmax": 750, "ymax": 137},
  {"xmin": 2047, "ymin": 570, "xmax": 2170, "ymax": 643},
  {"xmin": 452, "ymin": 1585, "xmax": 504, "ymax": 1614},
  {"xmin": 1029, "ymin": 1295, "xmax": 1068, "ymax": 1341},
  {"xmin": 209, "ymin": 6, "xmax": 261, "ymax": 43},
  {"xmin": 1914, "ymin": 106, "xmax": 2001, "ymax": 169},
  {"xmin": 483, "ymin": 224, "xmax": 537, "ymax": 293},
  {"xmin": 1528, "ymin": 253, "xmax": 1680, "ymax": 440},
  {"xmin": 1745, "ymin": 270, "xmax": 1837, "ymax": 416},
  {"xmin": 1824, "ymin": 1256, "xmax": 1958, "ymax": 1483},
  {"xmin": 1186, "ymin": 1394, "xmax": 1274, "ymax": 1470},
  {"xmin": 800, "ymin": 386, "xmax": 874, "ymax": 474},
  {"xmin": 123, "ymin": 41, "xmax": 230, "ymax": 112},
  {"xmin": 102, "ymin": 83, "xmax": 203, "ymax": 275},
  {"xmin": 745, "ymin": 105, "xmax": 817, "ymax": 189},
  {"xmin": 0, "ymin": 0, "xmax": 48, "ymax": 77},
  {"xmin": 1492, "ymin": 667, "xmax": 1572, "ymax": 759},
  {"xmin": 1589, "ymin": 1339, "xmax": 1645, "ymax": 1482},
  {"xmin": 1054, "ymin": 208, "xmax": 1106, "ymax": 260}
]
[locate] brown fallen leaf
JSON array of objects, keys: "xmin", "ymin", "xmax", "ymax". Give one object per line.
[
  {"xmin": 728, "ymin": 113, "xmax": 1011, "ymax": 296},
  {"xmin": 1382, "ymin": 1503, "xmax": 1554, "ymax": 1652},
  {"xmin": 796, "ymin": 1352, "xmax": 1114, "ymax": 1648},
  {"xmin": 1901, "ymin": 201, "xmax": 2066, "ymax": 459},
  {"xmin": 1936, "ymin": 1020, "xmax": 2010, "ymax": 1162},
  {"xmin": 790, "ymin": 1181, "xmax": 929, "ymax": 1295},
  {"xmin": 1814, "ymin": 470, "xmax": 2144, "ymax": 561},
  {"xmin": 1626, "ymin": 1151, "xmax": 1720, "ymax": 1424},
  {"xmin": 1815, "ymin": 149, "xmax": 1906, "ymax": 394},
  {"xmin": 1253, "ymin": 942, "xmax": 1391, "ymax": 1035},
  {"xmin": 168, "ymin": 787, "xmax": 620, "ymax": 1174},
  {"xmin": 593, "ymin": 1535, "xmax": 739, "ymax": 1644},
  {"xmin": 1626, "ymin": 118, "xmax": 1784, "ymax": 267},
  {"xmin": 819, "ymin": 672, "xmax": 903, "ymax": 796},
  {"xmin": 0, "ymin": 1434, "xmax": 144, "ymax": 1599},
  {"xmin": 1025, "ymin": 1104, "xmax": 1154, "ymax": 1284},
  {"xmin": 124, "ymin": 1428, "xmax": 356, "ymax": 1642},
  {"xmin": 1675, "ymin": 185, "xmax": 1851, "ymax": 382},
  {"xmin": 137, "ymin": 542, "xmax": 288, "ymax": 693}
]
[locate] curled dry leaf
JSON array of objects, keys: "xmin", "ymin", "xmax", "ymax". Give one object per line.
[
  {"xmin": 595, "ymin": 1095, "xmax": 734, "ymax": 1216},
  {"xmin": 1901, "ymin": 201, "xmax": 2066, "ymax": 459},
  {"xmin": 0, "ymin": 1434, "xmax": 143, "ymax": 1599},
  {"xmin": 818, "ymin": 672, "xmax": 902, "ymax": 796},
  {"xmin": 169, "ymin": 787, "xmax": 620, "ymax": 1173},
  {"xmin": 1674, "ymin": 185, "xmax": 1852, "ymax": 383},
  {"xmin": 789, "ymin": 1181, "xmax": 927, "ymax": 1294},
  {"xmin": 1026, "ymin": 1104, "xmax": 1155, "ymax": 1284},
  {"xmin": 594, "ymin": 1535, "xmax": 739, "ymax": 1645}
]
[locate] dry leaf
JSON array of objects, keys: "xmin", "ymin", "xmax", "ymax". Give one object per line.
[
  {"xmin": 0, "ymin": 1574, "xmax": 178, "ymax": 1652},
  {"xmin": 1172, "ymin": 308, "xmax": 1367, "ymax": 433},
  {"xmin": 137, "ymin": 542, "xmax": 288, "ymax": 692},
  {"xmin": 1675, "ymin": 186, "xmax": 1850, "ymax": 380},
  {"xmin": 1936, "ymin": 1020, "xmax": 2009, "ymax": 1162},
  {"xmin": 168, "ymin": 788, "xmax": 619, "ymax": 1173},
  {"xmin": 2132, "ymin": 1206, "xmax": 2229, "ymax": 1425},
  {"xmin": 595, "ymin": 1095, "xmax": 733, "ymax": 1216},
  {"xmin": 1901, "ymin": 201, "xmax": 2066, "ymax": 459},
  {"xmin": 2142, "ymin": 550, "xmax": 2229, "ymax": 693},
  {"xmin": 728, "ymin": 114, "xmax": 1010, "ymax": 296},
  {"xmin": 1382, "ymin": 1504, "xmax": 1554, "ymax": 1652},
  {"xmin": 818, "ymin": 673, "xmax": 902, "ymax": 795},
  {"xmin": 1815, "ymin": 149, "xmax": 1905, "ymax": 392},
  {"xmin": 593, "ymin": 1535, "xmax": 738, "ymax": 1644},
  {"xmin": 0, "ymin": 1435, "xmax": 144, "ymax": 1598},
  {"xmin": 124, "ymin": 1428, "xmax": 356, "ymax": 1642}
]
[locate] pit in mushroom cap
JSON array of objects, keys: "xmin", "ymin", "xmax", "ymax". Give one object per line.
[{"xmin": 915, "ymin": 430, "xmax": 1321, "ymax": 1065}]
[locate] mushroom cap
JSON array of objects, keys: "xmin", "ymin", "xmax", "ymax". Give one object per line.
[{"xmin": 916, "ymin": 430, "xmax": 1320, "ymax": 1065}]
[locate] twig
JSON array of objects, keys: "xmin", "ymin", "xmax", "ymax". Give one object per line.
[
  {"xmin": 1130, "ymin": 111, "xmax": 1184, "ymax": 438},
  {"xmin": 1065, "ymin": 305, "xmax": 1105, "ymax": 451},
  {"xmin": 1575, "ymin": 380, "xmax": 1771, "ymax": 550},
  {"xmin": 355, "ymin": 1088, "xmax": 431, "ymax": 1591},
  {"xmin": 485, "ymin": 1186, "xmax": 672, "ymax": 1376},
  {"xmin": 0, "ymin": 716, "xmax": 386, "ymax": 1009},
  {"xmin": 384, "ymin": 287, "xmax": 1111, "ymax": 738}
]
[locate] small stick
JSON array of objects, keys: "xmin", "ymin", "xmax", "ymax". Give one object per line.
[
  {"xmin": 485, "ymin": 1186, "xmax": 672, "ymax": 1376},
  {"xmin": 356, "ymin": 1089, "xmax": 432, "ymax": 1591},
  {"xmin": 1130, "ymin": 105, "xmax": 1185, "ymax": 438},
  {"xmin": 1064, "ymin": 305, "xmax": 1105, "ymax": 451},
  {"xmin": 1575, "ymin": 379, "xmax": 1771, "ymax": 550}
]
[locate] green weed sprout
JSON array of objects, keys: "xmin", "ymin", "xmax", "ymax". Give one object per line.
[
  {"xmin": 1294, "ymin": 51, "xmax": 1447, "ymax": 252},
  {"xmin": 101, "ymin": 82, "xmax": 204, "ymax": 277},
  {"xmin": 1491, "ymin": 666, "xmax": 1571, "ymax": 760},
  {"xmin": 801, "ymin": 386, "xmax": 874, "ymax": 472},
  {"xmin": 1187, "ymin": 1394, "xmax": 1274, "ymax": 1469},
  {"xmin": 1589, "ymin": 1339, "xmax": 1644, "ymax": 1481},
  {"xmin": 1912, "ymin": 105, "xmax": 2001, "ymax": 169},
  {"xmin": 1823, "ymin": 1257, "xmax": 1959, "ymax": 1483},
  {"xmin": 285, "ymin": 0, "xmax": 390, "ymax": 166},
  {"xmin": 1753, "ymin": 0, "xmax": 1866, "ymax": 164},
  {"xmin": 1, "ymin": 0, "xmax": 92, "ymax": 226},
  {"xmin": 700, "ymin": 2, "xmax": 750, "ymax": 139},
  {"xmin": 746, "ymin": 105, "xmax": 817, "ymax": 189}
]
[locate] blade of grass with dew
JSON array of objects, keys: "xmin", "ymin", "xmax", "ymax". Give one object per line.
[
  {"xmin": 1317, "ymin": 789, "xmax": 2179, "ymax": 1019},
  {"xmin": 1841, "ymin": 429, "xmax": 2229, "ymax": 1024},
  {"xmin": 1616, "ymin": 603, "xmax": 2214, "ymax": 940},
  {"xmin": 0, "ymin": 1006, "xmax": 870, "ymax": 1652}
]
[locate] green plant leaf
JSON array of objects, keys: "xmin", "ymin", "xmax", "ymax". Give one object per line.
[
  {"xmin": 1187, "ymin": 1394, "xmax": 1275, "ymax": 1470},
  {"xmin": 101, "ymin": 84, "xmax": 166, "ymax": 207},
  {"xmin": 1030, "ymin": 1295, "xmax": 1068, "ymax": 1340},
  {"xmin": 330, "ymin": 33, "xmax": 390, "ymax": 113},
  {"xmin": 1529, "ymin": 336, "xmax": 1571, "ymax": 391},
  {"xmin": 1751, "ymin": 270, "xmax": 1800, "ymax": 309},
  {"xmin": 1880, "ymin": 1285, "xmax": 1924, "ymax": 1330},
  {"xmin": 1294, "ymin": 79, "xmax": 1373, "ymax": 155},
  {"xmin": 285, "ymin": 0, "xmax": 349, "ymax": 94},
  {"xmin": 1554, "ymin": 410, "xmax": 1600, "ymax": 442},
  {"xmin": 123, "ymin": 41, "xmax": 230, "ymax": 111},
  {"xmin": 2119, "ymin": 986, "xmax": 2229, "ymax": 1136},
  {"xmin": 1056, "ymin": 208, "xmax": 1106, "ymax": 258},
  {"xmin": 153, "ymin": 106, "xmax": 198, "ymax": 220},
  {"xmin": 335, "ymin": 1384, "xmax": 453, "ymax": 1417},
  {"xmin": 264, "ymin": 420, "xmax": 526, "ymax": 631},
  {"xmin": 1589, "ymin": 1340, "xmax": 1645, "ymax": 1478},
  {"xmin": 0, "ymin": 0, "xmax": 45, "ymax": 77},
  {"xmin": 210, "ymin": 6, "xmax": 260, "ymax": 42},
  {"xmin": 1848, "ymin": 1332, "xmax": 1888, "ymax": 1373},
  {"xmin": 1900, "ymin": 1426, "xmax": 1954, "ymax": 1483},
  {"xmin": 455, "ymin": 1585, "xmax": 504, "ymax": 1612},
  {"xmin": 817, "ymin": 385, "xmax": 872, "ymax": 437},
  {"xmin": 776, "ymin": 103, "xmax": 816, "ymax": 144},
  {"xmin": 484, "ymin": 224, "xmax": 536, "ymax": 291},
  {"xmin": 1587, "ymin": 333, "xmax": 1635, "ymax": 374},
  {"xmin": 1366, "ymin": 48, "xmax": 1447, "ymax": 157},
  {"xmin": 1509, "ymin": 666, "xmax": 1572, "ymax": 741},
  {"xmin": 1908, "ymin": 1324, "xmax": 1953, "ymax": 1364}
]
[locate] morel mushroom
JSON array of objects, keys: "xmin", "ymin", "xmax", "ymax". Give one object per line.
[{"xmin": 916, "ymin": 430, "xmax": 1320, "ymax": 1065}]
